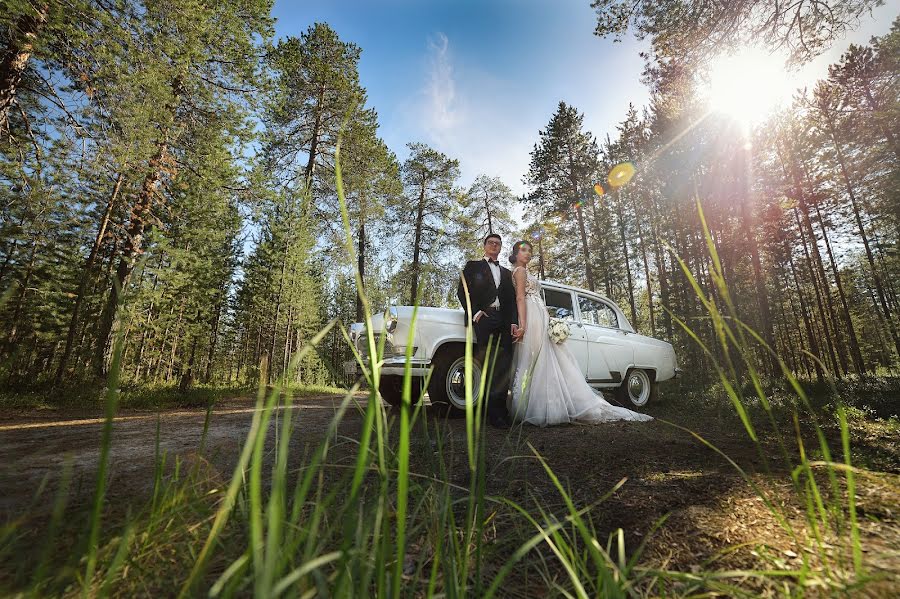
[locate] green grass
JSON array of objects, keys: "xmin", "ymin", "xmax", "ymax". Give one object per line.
[{"xmin": 0, "ymin": 174, "xmax": 896, "ymax": 597}]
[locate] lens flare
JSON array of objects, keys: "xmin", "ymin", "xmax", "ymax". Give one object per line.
[
  {"xmin": 593, "ymin": 183, "xmax": 605, "ymax": 197},
  {"xmin": 608, "ymin": 162, "xmax": 636, "ymax": 188},
  {"xmin": 530, "ymin": 228, "xmax": 543, "ymax": 241}
]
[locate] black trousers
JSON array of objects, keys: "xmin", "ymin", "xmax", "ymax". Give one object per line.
[{"xmin": 472, "ymin": 309, "xmax": 512, "ymax": 421}]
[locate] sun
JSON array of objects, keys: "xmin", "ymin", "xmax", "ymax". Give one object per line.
[{"xmin": 703, "ymin": 47, "xmax": 794, "ymax": 129}]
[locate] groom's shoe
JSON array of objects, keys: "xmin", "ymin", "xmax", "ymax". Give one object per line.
[{"xmin": 488, "ymin": 414, "xmax": 511, "ymax": 429}]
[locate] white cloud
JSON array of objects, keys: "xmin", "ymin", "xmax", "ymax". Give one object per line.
[
  {"xmin": 423, "ymin": 33, "xmax": 462, "ymax": 137},
  {"xmin": 406, "ymin": 34, "xmax": 533, "ymax": 225}
]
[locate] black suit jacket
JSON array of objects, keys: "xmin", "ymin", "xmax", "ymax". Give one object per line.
[{"xmin": 457, "ymin": 259, "xmax": 518, "ymax": 328}]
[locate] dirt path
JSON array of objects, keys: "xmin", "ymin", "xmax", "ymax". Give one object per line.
[
  {"xmin": 1, "ymin": 393, "xmax": 897, "ymax": 588},
  {"xmin": 0, "ymin": 396, "xmax": 344, "ymax": 518}
]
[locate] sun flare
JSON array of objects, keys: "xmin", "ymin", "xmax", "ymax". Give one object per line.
[{"xmin": 703, "ymin": 48, "xmax": 795, "ymax": 129}]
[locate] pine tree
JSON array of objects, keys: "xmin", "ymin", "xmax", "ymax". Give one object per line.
[{"xmin": 525, "ymin": 102, "xmax": 600, "ymax": 290}]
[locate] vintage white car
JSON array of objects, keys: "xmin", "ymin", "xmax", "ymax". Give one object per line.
[{"xmin": 348, "ymin": 279, "xmax": 679, "ymax": 413}]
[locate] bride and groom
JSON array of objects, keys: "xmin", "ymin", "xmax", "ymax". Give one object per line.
[{"xmin": 456, "ymin": 233, "xmax": 652, "ymax": 428}]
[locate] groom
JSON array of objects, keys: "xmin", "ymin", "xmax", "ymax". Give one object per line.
[{"xmin": 456, "ymin": 233, "xmax": 520, "ymax": 428}]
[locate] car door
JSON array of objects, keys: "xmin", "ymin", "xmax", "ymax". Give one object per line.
[
  {"xmin": 576, "ymin": 294, "xmax": 633, "ymax": 384},
  {"xmin": 542, "ymin": 286, "xmax": 589, "ymax": 375}
]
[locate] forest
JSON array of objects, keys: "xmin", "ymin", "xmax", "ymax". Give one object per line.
[
  {"xmin": 0, "ymin": 2, "xmax": 897, "ymax": 394},
  {"xmin": 0, "ymin": 1, "xmax": 898, "ymax": 596}
]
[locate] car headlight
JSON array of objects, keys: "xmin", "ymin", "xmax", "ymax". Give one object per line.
[
  {"xmin": 386, "ymin": 307, "xmax": 398, "ymax": 333},
  {"xmin": 355, "ymin": 332, "xmax": 397, "ymax": 359}
]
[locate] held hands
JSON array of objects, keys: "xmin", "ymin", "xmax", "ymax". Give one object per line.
[{"xmin": 511, "ymin": 324, "xmax": 525, "ymax": 343}]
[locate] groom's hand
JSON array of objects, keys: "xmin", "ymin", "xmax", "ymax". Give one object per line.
[{"xmin": 472, "ymin": 310, "xmax": 485, "ymax": 323}]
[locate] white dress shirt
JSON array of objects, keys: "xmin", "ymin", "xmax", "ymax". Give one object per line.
[{"xmin": 484, "ymin": 256, "xmax": 500, "ymax": 309}]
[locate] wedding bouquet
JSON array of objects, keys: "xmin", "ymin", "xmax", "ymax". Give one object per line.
[{"xmin": 548, "ymin": 318, "xmax": 571, "ymax": 344}]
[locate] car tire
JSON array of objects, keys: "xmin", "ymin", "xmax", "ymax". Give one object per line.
[
  {"xmin": 378, "ymin": 375, "xmax": 423, "ymax": 407},
  {"xmin": 616, "ymin": 368, "xmax": 657, "ymax": 409},
  {"xmin": 427, "ymin": 345, "xmax": 483, "ymax": 415}
]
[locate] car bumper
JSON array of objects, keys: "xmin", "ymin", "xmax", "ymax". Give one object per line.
[{"xmin": 344, "ymin": 358, "xmax": 432, "ymax": 378}]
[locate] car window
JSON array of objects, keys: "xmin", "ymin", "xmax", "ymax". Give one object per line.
[
  {"xmin": 542, "ymin": 288, "xmax": 576, "ymax": 320},
  {"xmin": 578, "ymin": 295, "xmax": 618, "ymax": 328}
]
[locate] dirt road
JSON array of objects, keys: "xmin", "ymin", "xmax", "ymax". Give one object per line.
[{"xmin": 1, "ymin": 393, "xmax": 897, "ymax": 582}]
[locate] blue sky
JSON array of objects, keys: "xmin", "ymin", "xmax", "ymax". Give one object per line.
[{"xmin": 272, "ymin": 0, "xmax": 898, "ymax": 198}]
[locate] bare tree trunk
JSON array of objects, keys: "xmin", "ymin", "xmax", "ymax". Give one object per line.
[
  {"xmin": 94, "ymin": 141, "xmax": 170, "ymax": 377},
  {"xmin": 793, "ymin": 207, "xmax": 840, "ymax": 376},
  {"xmin": 740, "ymin": 191, "xmax": 778, "ymax": 373},
  {"xmin": 636, "ymin": 209, "xmax": 654, "ymax": 335},
  {"xmin": 649, "ymin": 201, "xmax": 673, "ymax": 340},
  {"xmin": 812, "ymin": 199, "xmax": 865, "ymax": 375},
  {"xmin": 535, "ymin": 231, "xmax": 546, "ymax": 280},
  {"xmin": 356, "ymin": 219, "xmax": 365, "ymax": 322},
  {"xmin": 409, "ymin": 180, "xmax": 425, "ymax": 304},
  {"xmin": 179, "ymin": 312, "xmax": 202, "ymax": 391},
  {"xmin": 823, "ymin": 111, "xmax": 900, "ymax": 359},
  {"xmin": 615, "ymin": 194, "xmax": 638, "ymax": 327},
  {"xmin": 56, "ymin": 173, "xmax": 124, "ymax": 383},
  {"xmin": 303, "ymin": 84, "xmax": 326, "ymax": 188},
  {"xmin": 788, "ymin": 254, "xmax": 824, "ymax": 382},
  {"xmin": 204, "ymin": 299, "xmax": 223, "ymax": 383},
  {"xmin": 269, "ymin": 251, "xmax": 288, "ymax": 383},
  {"xmin": 589, "ymin": 196, "xmax": 612, "ymax": 297},
  {"xmin": 571, "ymin": 192, "xmax": 595, "ymax": 290}
]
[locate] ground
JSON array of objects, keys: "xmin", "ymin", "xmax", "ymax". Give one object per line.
[{"xmin": 1, "ymin": 389, "xmax": 898, "ymax": 595}]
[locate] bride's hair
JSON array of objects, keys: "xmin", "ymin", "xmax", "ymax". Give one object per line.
[{"xmin": 508, "ymin": 240, "xmax": 533, "ymax": 265}]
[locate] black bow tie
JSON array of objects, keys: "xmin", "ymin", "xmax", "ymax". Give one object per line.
[{"xmin": 487, "ymin": 259, "xmax": 499, "ymax": 265}]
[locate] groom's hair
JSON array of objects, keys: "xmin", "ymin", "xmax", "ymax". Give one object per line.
[{"xmin": 484, "ymin": 233, "xmax": 502, "ymax": 245}]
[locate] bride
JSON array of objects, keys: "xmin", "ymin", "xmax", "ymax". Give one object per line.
[{"xmin": 508, "ymin": 240, "xmax": 653, "ymax": 426}]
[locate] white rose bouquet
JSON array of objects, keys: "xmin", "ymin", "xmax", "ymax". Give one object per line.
[{"xmin": 548, "ymin": 318, "xmax": 571, "ymax": 344}]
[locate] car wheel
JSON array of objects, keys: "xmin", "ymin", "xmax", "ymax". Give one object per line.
[
  {"xmin": 427, "ymin": 345, "xmax": 482, "ymax": 415},
  {"xmin": 378, "ymin": 375, "xmax": 423, "ymax": 407},
  {"xmin": 616, "ymin": 368, "xmax": 657, "ymax": 408}
]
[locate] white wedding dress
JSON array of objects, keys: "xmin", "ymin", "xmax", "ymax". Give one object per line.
[{"xmin": 510, "ymin": 267, "xmax": 653, "ymax": 427}]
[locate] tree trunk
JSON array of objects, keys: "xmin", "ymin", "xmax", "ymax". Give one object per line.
[
  {"xmin": 589, "ymin": 196, "xmax": 612, "ymax": 297},
  {"xmin": 269, "ymin": 249, "xmax": 288, "ymax": 384},
  {"xmin": 304, "ymin": 83, "xmax": 326, "ymax": 188},
  {"xmin": 535, "ymin": 231, "xmax": 546, "ymax": 280},
  {"xmin": 793, "ymin": 207, "xmax": 841, "ymax": 376},
  {"xmin": 56, "ymin": 173, "xmax": 124, "ymax": 383},
  {"xmin": 615, "ymin": 194, "xmax": 638, "ymax": 327},
  {"xmin": 566, "ymin": 168, "xmax": 595, "ymax": 291},
  {"xmin": 355, "ymin": 219, "xmax": 365, "ymax": 322},
  {"xmin": 812, "ymin": 198, "xmax": 865, "ymax": 375},
  {"xmin": 0, "ymin": 4, "xmax": 48, "ymax": 133},
  {"xmin": 824, "ymin": 118, "xmax": 900, "ymax": 359},
  {"xmin": 635, "ymin": 208, "xmax": 655, "ymax": 335},
  {"xmin": 204, "ymin": 298, "xmax": 223, "ymax": 383},
  {"xmin": 649, "ymin": 202, "xmax": 673, "ymax": 340},
  {"xmin": 94, "ymin": 140, "xmax": 169, "ymax": 377},
  {"xmin": 739, "ymin": 190, "xmax": 778, "ymax": 373},
  {"xmin": 179, "ymin": 312, "xmax": 201, "ymax": 391},
  {"xmin": 788, "ymin": 254, "xmax": 824, "ymax": 382},
  {"xmin": 409, "ymin": 179, "xmax": 426, "ymax": 304}
]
